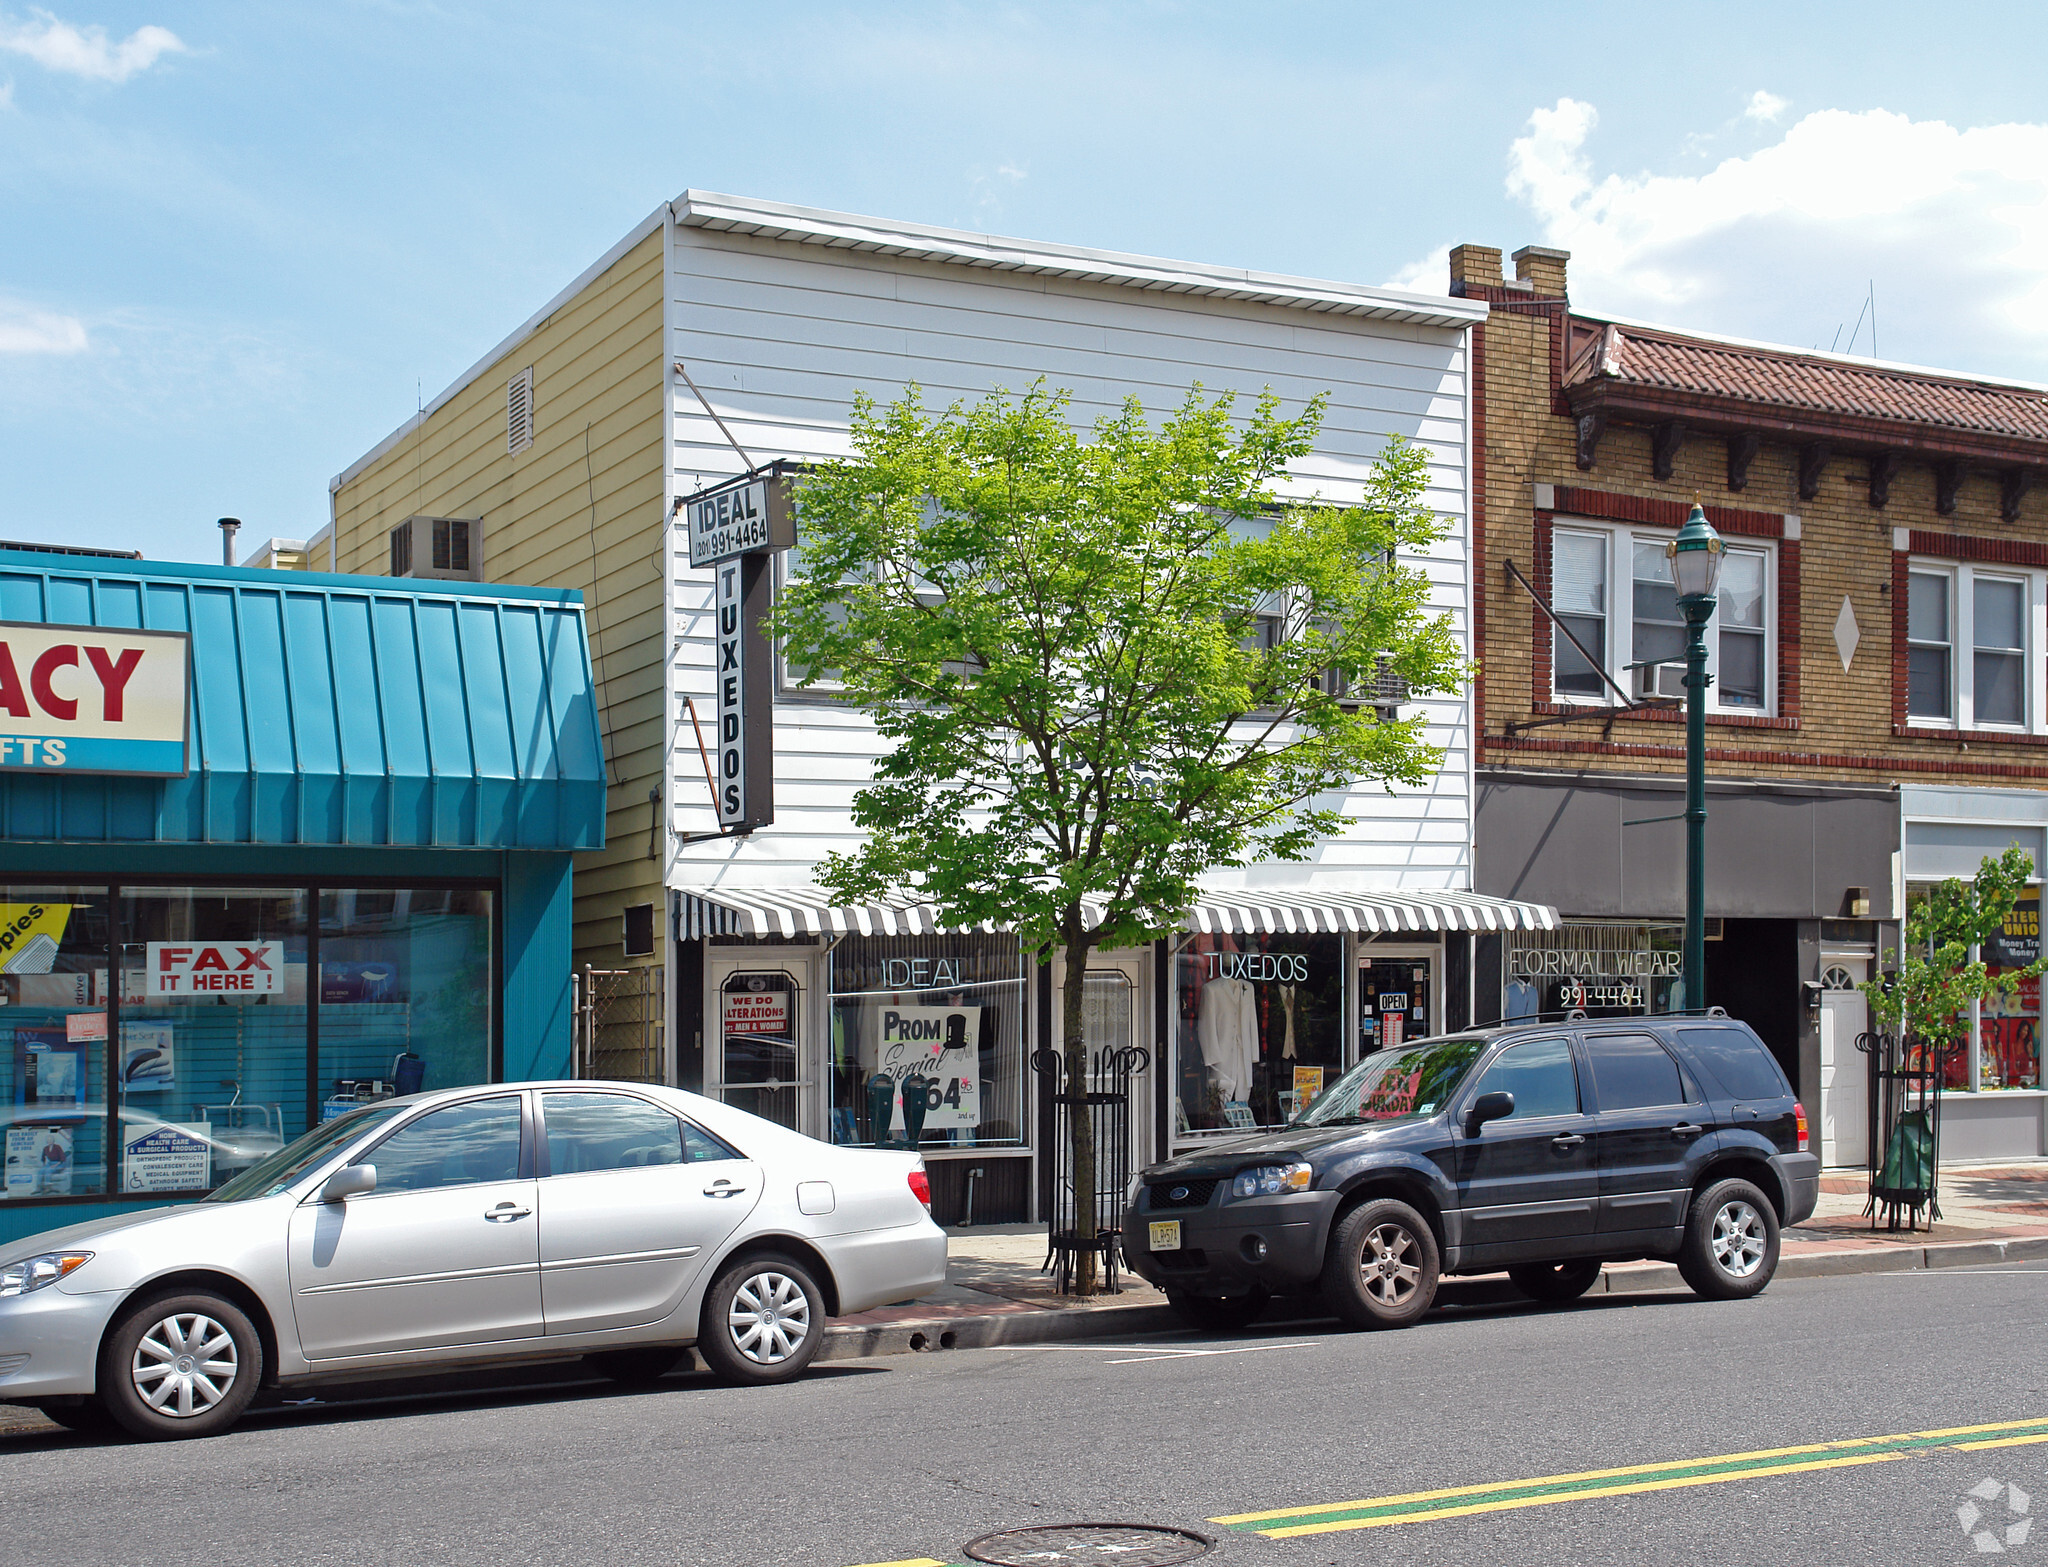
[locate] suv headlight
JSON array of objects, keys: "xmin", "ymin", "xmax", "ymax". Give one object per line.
[
  {"xmin": 0, "ymin": 1251, "xmax": 93, "ymax": 1298},
  {"xmin": 1230, "ymin": 1162, "xmax": 1311, "ymax": 1199}
]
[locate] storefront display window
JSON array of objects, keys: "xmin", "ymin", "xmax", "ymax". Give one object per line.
[
  {"xmin": 1, "ymin": 887, "xmax": 111, "ymax": 1202},
  {"xmin": 316, "ymin": 888, "xmax": 494, "ymax": 1119},
  {"xmin": 1973, "ymin": 889, "xmax": 2041, "ymax": 1091},
  {"xmin": 1175, "ymin": 934, "xmax": 1342, "ymax": 1134},
  {"xmin": 1504, "ymin": 921, "xmax": 1682, "ymax": 1019},
  {"xmin": 826, "ymin": 934, "xmax": 1027, "ymax": 1148},
  {"xmin": 116, "ymin": 888, "xmax": 310, "ymax": 1197}
]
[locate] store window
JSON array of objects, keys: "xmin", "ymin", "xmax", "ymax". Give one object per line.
[
  {"xmin": 116, "ymin": 888, "xmax": 311, "ymax": 1197},
  {"xmin": 1359, "ymin": 953, "xmax": 1434, "ymax": 1057},
  {"xmin": 826, "ymin": 934, "xmax": 1027, "ymax": 1149},
  {"xmin": 1505, "ymin": 921, "xmax": 1682, "ymax": 1019},
  {"xmin": 1977, "ymin": 888, "xmax": 2042, "ymax": 1091},
  {"xmin": 317, "ymin": 888, "xmax": 493, "ymax": 1121},
  {"xmin": 1175, "ymin": 934, "xmax": 1342, "ymax": 1135},
  {"xmin": 2, "ymin": 887, "xmax": 111, "ymax": 1202}
]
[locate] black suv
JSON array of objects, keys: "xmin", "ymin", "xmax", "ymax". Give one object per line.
[{"xmin": 1123, "ymin": 1011, "xmax": 1819, "ymax": 1330}]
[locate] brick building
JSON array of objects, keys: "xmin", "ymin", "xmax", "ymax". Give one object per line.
[{"xmin": 1457, "ymin": 242, "xmax": 2048, "ymax": 1164}]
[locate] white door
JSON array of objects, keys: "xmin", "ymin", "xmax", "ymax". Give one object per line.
[
  {"xmin": 706, "ymin": 949, "xmax": 819, "ymax": 1137},
  {"xmin": 1054, "ymin": 950, "xmax": 1154, "ymax": 1186},
  {"xmin": 1819, "ymin": 960, "xmax": 1871, "ymax": 1168}
]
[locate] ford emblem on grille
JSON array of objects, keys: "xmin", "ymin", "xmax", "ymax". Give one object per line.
[{"xmin": 1169, "ymin": 1186, "xmax": 1189, "ymax": 1202}]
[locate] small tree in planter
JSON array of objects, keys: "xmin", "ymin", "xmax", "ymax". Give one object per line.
[
  {"xmin": 1860, "ymin": 844, "xmax": 2043, "ymax": 1222},
  {"xmin": 773, "ymin": 381, "xmax": 1464, "ymax": 1292}
]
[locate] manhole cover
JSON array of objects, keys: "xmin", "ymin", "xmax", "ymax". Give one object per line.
[{"xmin": 963, "ymin": 1522, "xmax": 1215, "ymax": 1566}]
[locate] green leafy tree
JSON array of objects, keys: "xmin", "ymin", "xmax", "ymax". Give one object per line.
[
  {"xmin": 773, "ymin": 382, "xmax": 1465, "ymax": 1291},
  {"xmin": 1863, "ymin": 845, "xmax": 2044, "ymax": 1062}
]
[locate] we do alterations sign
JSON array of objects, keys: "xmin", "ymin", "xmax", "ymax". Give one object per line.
[
  {"xmin": 0, "ymin": 622, "xmax": 189, "ymax": 776},
  {"xmin": 685, "ymin": 472, "xmax": 790, "ymax": 830}
]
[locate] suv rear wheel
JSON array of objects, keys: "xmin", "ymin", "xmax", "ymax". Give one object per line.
[
  {"xmin": 1508, "ymin": 1259, "xmax": 1603, "ymax": 1303},
  {"xmin": 1678, "ymin": 1177, "xmax": 1780, "ymax": 1300},
  {"xmin": 1322, "ymin": 1198, "xmax": 1439, "ymax": 1329}
]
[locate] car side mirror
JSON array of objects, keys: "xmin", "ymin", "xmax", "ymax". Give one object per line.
[
  {"xmin": 320, "ymin": 1164, "xmax": 376, "ymax": 1203},
  {"xmin": 1464, "ymin": 1091, "xmax": 1515, "ymax": 1137}
]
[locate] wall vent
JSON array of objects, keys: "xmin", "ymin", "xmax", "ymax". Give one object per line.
[
  {"xmin": 622, "ymin": 902, "xmax": 656, "ymax": 958},
  {"xmin": 507, "ymin": 366, "xmax": 534, "ymax": 456},
  {"xmin": 388, "ymin": 516, "xmax": 484, "ymax": 581}
]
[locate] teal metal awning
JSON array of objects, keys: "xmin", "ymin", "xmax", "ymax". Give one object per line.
[{"xmin": 0, "ymin": 550, "xmax": 607, "ymax": 850}]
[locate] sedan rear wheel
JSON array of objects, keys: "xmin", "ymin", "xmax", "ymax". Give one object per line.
[
  {"xmin": 100, "ymin": 1291, "xmax": 263, "ymax": 1440},
  {"xmin": 1322, "ymin": 1198, "xmax": 1439, "ymax": 1330},
  {"xmin": 698, "ymin": 1255, "xmax": 825, "ymax": 1386}
]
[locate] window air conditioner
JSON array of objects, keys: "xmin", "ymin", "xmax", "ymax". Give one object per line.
[
  {"xmin": 1631, "ymin": 662, "xmax": 1685, "ymax": 701},
  {"xmin": 388, "ymin": 516, "xmax": 483, "ymax": 581}
]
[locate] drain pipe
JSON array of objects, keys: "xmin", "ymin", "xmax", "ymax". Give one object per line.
[{"xmin": 962, "ymin": 1166, "xmax": 984, "ymax": 1227}]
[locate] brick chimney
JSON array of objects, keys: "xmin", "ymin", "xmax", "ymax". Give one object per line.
[
  {"xmin": 1448, "ymin": 244, "xmax": 1504, "ymax": 295},
  {"xmin": 1512, "ymin": 245, "xmax": 1570, "ymax": 299}
]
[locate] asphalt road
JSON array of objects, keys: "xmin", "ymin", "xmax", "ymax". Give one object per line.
[{"xmin": 4, "ymin": 1264, "xmax": 2044, "ymax": 1567}]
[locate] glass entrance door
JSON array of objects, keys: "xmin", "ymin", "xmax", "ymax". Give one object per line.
[
  {"xmin": 707, "ymin": 951, "xmax": 815, "ymax": 1135},
  {"xmin": 1359, "ymin": 952, "xmax": 1436, "ymax": 1057}
]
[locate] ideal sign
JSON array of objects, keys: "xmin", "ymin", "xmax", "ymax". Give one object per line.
[
  {"xmin": 0, "ymin": 621, "xmax": 189, "ymax": 776},
  {"xmin": 145, "ymin": 941, "xmax": 285, "ymax": 998},
  {"xmin": 685, "ymin": 474, "xmax": 794, "ymax": 570}
]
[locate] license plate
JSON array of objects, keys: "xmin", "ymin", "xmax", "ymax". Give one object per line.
[{"xmin": 1148, "ymin": 1220, "xmax": 1181, "ymax": 1252}]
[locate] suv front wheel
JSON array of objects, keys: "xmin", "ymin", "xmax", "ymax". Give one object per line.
[
  {"xmin": 1322, "ymin": 1198, "xmax": 1439, "ymax": 1329},
  {"xmin": 1678, "ymin": 1177, "xmax": 1780, "ymax": 1300}
]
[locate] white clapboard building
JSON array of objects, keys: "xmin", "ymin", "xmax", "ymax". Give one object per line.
[{"xmin": 325, "ymin": 192, "xmax": 1553, "ymax": 1223}]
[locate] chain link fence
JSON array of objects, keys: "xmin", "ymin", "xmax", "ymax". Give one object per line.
[{"xmin": 572, "ymin": 963, "xmax": 666, "ymax": 1084}]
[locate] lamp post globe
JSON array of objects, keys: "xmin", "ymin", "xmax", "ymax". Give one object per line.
[{"xmin": 1667, "ymin": 503, "xmax": 1722, "ymax": 1014}]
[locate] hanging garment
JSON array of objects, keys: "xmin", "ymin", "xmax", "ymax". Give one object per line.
[
  {"xmin": 1278, "ymin": 984, "xmax": 1299, "ymax": 1061},
  {"xmin": 1198, "ymin": 976, "xmax": 1260, "ymax": 1100}
]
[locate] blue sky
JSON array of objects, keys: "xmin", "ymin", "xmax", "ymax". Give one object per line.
[{"xmin": 5, "ymin": 1, "xmax": 2048, "ymax": 564}]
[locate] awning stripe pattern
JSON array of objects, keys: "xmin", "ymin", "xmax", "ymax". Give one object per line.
[{"xmin": 672, "ymin": 885, "xmax": 1557, "ymax": 941}]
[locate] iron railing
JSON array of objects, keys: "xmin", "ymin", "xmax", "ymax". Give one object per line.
[{"xmin": 1034, "ymin": 1042, "xmax": 1149, "ymax": 1294}]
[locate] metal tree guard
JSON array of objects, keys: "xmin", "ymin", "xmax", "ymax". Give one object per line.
[
  {"xmin": 1856, "ymin": 1027, "xmax": 1945, "ymax": 1231},
  {"xmin": 1034, "ymin": 1042, "xmax": 1149, "ymax": 1295}
]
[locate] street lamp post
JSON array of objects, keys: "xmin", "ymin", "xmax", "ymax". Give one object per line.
[{"xmin": 1667, "ymin": 503, "xmax": 1724, "ymax": 1012}]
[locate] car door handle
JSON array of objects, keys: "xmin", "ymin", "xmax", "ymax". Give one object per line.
[
  {"xmin": 1671, "ymin": 1123, "xmax": 1705, "ymax": 1138},
  {"xmin": 704, "ymin": 1181, "xmax": 747, "ymax": 1199},
  {"xmin": 1550, "ymin": 1134, "xmax": 1585, "ymax": 1150},
  {"xmin": 484, "ymin": 1202, "xmax": 532, "ymax": 1222}
]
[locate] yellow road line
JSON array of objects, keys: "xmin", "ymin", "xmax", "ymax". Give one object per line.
[
  {"xmin": 846, "ymin": 1559, "xmax": 951, "ymax": 1566},
  {"xmin": 1258, "ymin": 1453, "xmax": 1907, "ymax": 1538},
  {"xmin": 1214, "ymin": 1413, "xmax": 2048, "ymax": 1526},
  {"xmin": 1957, "ymin": 1432, "xmax": 2048, "ymax": 1451}
]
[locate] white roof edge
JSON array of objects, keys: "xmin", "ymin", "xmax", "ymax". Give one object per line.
[
  {"xmin": 330, "ymin": 204, "xmax": 669, "ymax": 495},
  {"xmin": 1578, "ymin": 309, "xmax": 2048, "ymax": 398},
  {"xmin": 672, "ymin": 189, "xmax": 1489, "ymax": 331}
]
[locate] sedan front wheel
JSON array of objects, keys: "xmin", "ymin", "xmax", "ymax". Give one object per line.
[
  {"xmin": 698, "ymin": 1255, "xmax": 825, "ymax": 1386},
  {"xmin": 100, "ymin": 1291, "xmax": 263, "ymax": 1440}
]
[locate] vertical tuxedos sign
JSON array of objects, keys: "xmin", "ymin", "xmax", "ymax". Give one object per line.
[{"xmin": 714, "ymin": 553, "xmax": 774, "ymax": 828}]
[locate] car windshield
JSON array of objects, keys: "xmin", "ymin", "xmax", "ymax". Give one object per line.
[
  {"xmin": 203, "ymin": 1104, "xmax": 406, "ymax": 1203},
  {"xmin": 1296, "ymin": 1036, "xmax": 1485, "ymax": 1126}
]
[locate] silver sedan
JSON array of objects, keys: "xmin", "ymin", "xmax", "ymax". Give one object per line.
[{"xmin": 0, "ymin": 1081, "xmax": 947, "ymax": 1439}]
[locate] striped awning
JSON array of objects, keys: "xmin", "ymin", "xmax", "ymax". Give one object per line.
[{"xmin": 673, "ymin": 884, "xmax": 1556, "ymax": 941}]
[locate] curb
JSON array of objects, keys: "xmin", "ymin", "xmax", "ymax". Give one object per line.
[{"xmin": 826, "ymin": 1233, "xmax": 2048, "ymax": 1358}]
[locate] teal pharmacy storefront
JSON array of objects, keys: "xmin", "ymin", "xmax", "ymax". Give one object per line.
[{"xmin": 0, "ymin": 548, "xmax": 605, "ymax": 1246}]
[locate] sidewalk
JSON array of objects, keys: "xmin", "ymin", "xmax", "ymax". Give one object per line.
[{"xmin": 819, "ymin": 1159, "xmax": 2048, "ymax": 1359}]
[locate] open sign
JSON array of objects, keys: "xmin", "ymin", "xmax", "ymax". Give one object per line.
[{"xmin": 145, "ymin": 941, "xmax": 285, "ymax": 998}]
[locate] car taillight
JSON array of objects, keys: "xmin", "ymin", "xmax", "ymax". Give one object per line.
[
  {"xmin": 1794, "ymin": 1101, "xmax": 1809, "ymax": 1152},
  {"xmin": 908, "ymin": 1168, "xmax": 931, "ymax": 1207}
]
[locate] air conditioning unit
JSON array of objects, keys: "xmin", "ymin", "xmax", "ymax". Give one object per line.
[
  {"xmin": 388, "ymin": 516, "xmax": 483, "ymax": 581},
  {"xmin": 1631, "ymin": 662, "xmax": 1685, "ymax": 701},
  {"xmin": 1327, "ymin": 658, "xmax": 1409, "ymax": 716}
]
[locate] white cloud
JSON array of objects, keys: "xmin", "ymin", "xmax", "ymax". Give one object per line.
[
  {"xmin": 0, "ymin": 10, "xmax": 186, "ymax": 83},
  {"xmin": 1745, "ymin": 90, "xmax": 1788, "ymax": 123},
  {"xmin": 0, "ymin": 300, "xmax": 88, "ymax": 353},
  {"xmin": 1488, "ymin": 96, "xmax": 2048, "ymax": 381}
]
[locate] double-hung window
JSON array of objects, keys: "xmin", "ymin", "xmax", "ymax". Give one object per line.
[
  {"xmin": 1907, "ymin": 562, "xmax": 2039, "ymax": 730},
  {"xmin": 1549, "ymin": 522, "xmax": 1774, "ymax": 715}
]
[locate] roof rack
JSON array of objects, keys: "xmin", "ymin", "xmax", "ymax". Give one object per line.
[{"xmin": 1496, "ymin": 1005, "xmax": 1731, "ymax": 1026}]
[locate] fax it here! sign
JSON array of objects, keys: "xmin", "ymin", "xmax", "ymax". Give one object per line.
[
  {"xmin": 146, "ymin": 941, "xmax": 284, "ymax": 997},
  {"xmin": 0, "ymin": 621, "xmax": 189, "ymax": 776}
]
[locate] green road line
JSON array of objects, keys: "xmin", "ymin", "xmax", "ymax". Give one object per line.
[{"xmin": 1213, "ymin": 1414, "xmax": 2048, "ymax": 1537}]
